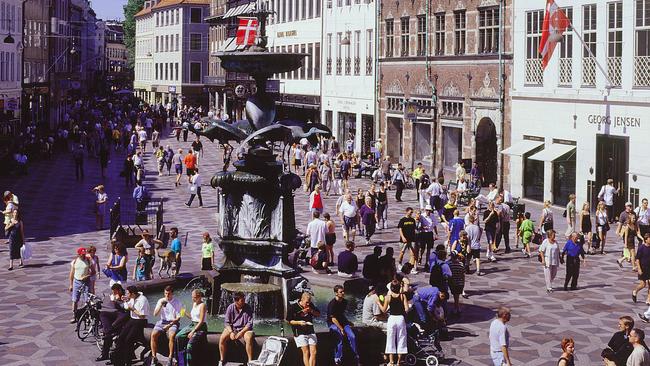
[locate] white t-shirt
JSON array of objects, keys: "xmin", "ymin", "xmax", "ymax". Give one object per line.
[
  {"xmin": 306, "ymin": 219, "xmax": 327, "ymax": 248},
  {"xmin": 419, "ymin": 212, "xmax": 439, "ymax": 233},
  {"xmin": 339, "ymin": 201, "xmax": 358, "ymax": 218},
  {"xmin": 489, "ymin": 318, "xmax": 509, "ymax": 352},
  {"xmin": 156, "ymin": 297, "xmax": 182, "ymax": 322},
  {"xmin": 466, "ymin": 224, "xmax": 482, "ymax": 250},
  {"xmin": 425, "ymin": 182, "xmax": 441, "ymax": 198},
  {"xmin": 599, "ymin": 185, "xmax": 617, "ymax": 206},
  {"xmin": 636, "ymin": 207, "xmax": 650, "ymax": 226},
  {"xmin": 138, "ymin": 130, "xmax": 148, "ymax": 142},
  {"xmin": 539, "ymin": 240, "xmax": 560, "ymax": 266},
  {"xmin": 362, "ymin": 294, "xmax": 382, "ymax": 324},
  {"xmin": 124, "ymin": 293, "xmax": 150, "ymax": 319}
]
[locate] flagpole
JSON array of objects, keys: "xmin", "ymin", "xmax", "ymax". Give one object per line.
[{"xmin": 569, "ymin": 22, "xmax": 614, "ymax": 89}]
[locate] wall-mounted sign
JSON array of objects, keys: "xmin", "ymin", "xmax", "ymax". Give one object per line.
[
  {"xmin": 266, "ymin": 79, "xmax": 280, "ymax": 93},
  {"xmin": 6, "ymin": 98, "xmax": 19, "ymax": 111},
  {"xmin": 276, "ymin": 30, "xmax": 297, "ymax": 38},
  {"xmin": 168, "ymin": 86, "xmax": 177, "ymax": 93},
  {"xmin": 588, "ymin": 114, "xmax": 641, "ymax": 128},
  {"xmin": 404, "ymin": 101, "xmax": 418, "ymax": 121}
]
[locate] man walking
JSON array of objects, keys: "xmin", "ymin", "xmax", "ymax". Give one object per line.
[
  {"xmin": 72, "ymin": 144, "xmax": 85, "ymax": 180},
  {"xmin": 598, "ymin": 178, "xmax": 620, "ymax": 223},
  {"xmin": 391, "ymin": 163, "xmax": 407, "ymax": 202},
  {"xmin": 489, "ymin": 306, "xmax": 512, "ymax": 366},
  {"xmin": 398, "ymin": 207, "xmax": 417, "ymax": 271},
  {"xmin": 495, "ymin": 195, "xmax": 512, "ymax": 253},
  {"xmin": 561, "ymin": 232, "xmax": 586, "ymax": 291},
  {"xmin": 185, "ymin": 168, "xmax": 203, "ymax": 208}
]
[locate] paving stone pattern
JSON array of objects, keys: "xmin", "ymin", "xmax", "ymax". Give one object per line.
[{"xmin": 0, "ymin": 129, "xmax": 645, "ymax": 366}]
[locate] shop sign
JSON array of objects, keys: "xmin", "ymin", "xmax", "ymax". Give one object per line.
[
  {"xmin": 6, "ymin": 98, "xmax": 18, "ymax": 111},
  {"xmin": 276, "ymin": 30, "xmax": 297, "ymax": 38},
  {"xmin": 588, "ymin": 114, "xmax": 641, "ymax": 128},
  {"xmin": 168, "ymin": 86, "xmax": 176, "ymax": 93},
  {"xmin": 404, "ymin": 101, "xmax": 418, "ymax": 121}
]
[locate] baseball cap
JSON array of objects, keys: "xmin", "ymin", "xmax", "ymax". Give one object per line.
[{"xmin": 77, "ymin": 247, "xmax": 87, "ymax": 256}]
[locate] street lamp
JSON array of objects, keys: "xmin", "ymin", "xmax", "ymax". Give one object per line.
[{"xmin": 3, "ymin": 32, "xmax": 14, "ymax": 44}]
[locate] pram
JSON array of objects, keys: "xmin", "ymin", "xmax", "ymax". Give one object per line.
[
  {"xmin": 404, "ymin": 323, "xmax": 442, "ymax": 366},
  {"xmin": 248, "ymin": 336, "xmax": 289, "ymax": 366}
]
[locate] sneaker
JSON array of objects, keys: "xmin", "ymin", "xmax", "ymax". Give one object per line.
[
  {"xmin": 411, "ymin": 269, "xmax": 418, "ymax": 275},
  {"xmin": 639, "ymin": 313, "xmax": 650, "ymax": 323},
  {"xmin": 461, "ymin": 292, "xmax": 469, "ymax": 299},
  {"xmin": 218, "ymin": 361, "xmax": 224, "ymax": 366},
  {"xmin": 184, "ymin": 203, "xmax": 190, "ymax": 207},
  {"xmin": 489, "ymin": 256, "xmax": 497, "ymax": 262},
  {"xmin": 477, "ymin": 271, "xmax": 485, "ymax": 276},
  {"xmin": 69, "ymin": 318, "xmax": 77, "ymax": 324},
  {"xmin": 633, "ymin": 292, "xmax": 638, "ymax": 303}
]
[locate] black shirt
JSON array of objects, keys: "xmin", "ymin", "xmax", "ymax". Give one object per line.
[
  {"xmin": 484, "ymin": 209, "xmax": 498, "ymax": 231},
  {"xmin": 338, "ymin": 250, "xmax": 358, "ymax": 274},
  {"xmin": 287, "ymin": 302, "xmax": 319, "ymax": 336},
  {"xmin": 377, "ymin": 191, "xmax": 388, "ymax": 205},
  {"xmin": 327, "ymin": 298, "xmax": 350, "ymax": 326},
  {"xmin": 606, "ymin": 330, "xmax": 633, "ymax": 366},
  {"xmin": 362, "ymin": 253, "xmax": 379, "ymax": 280},
  {"xmin": 192, "ymin": 140, "xmax": 203, "ymax": 152},
  {"xmin": 398, "ymin": 216, "xmax": 417, "ymax": 242}
]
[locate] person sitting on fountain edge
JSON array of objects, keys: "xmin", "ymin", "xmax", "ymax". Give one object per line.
[
  {"xmin": 219, "ymin": 292, "xmax": 255, "ymax": 365},
  {"xmin": 328, "ymin": 285, "xmax": 359, "ymax": 365},
  {"xmin": 362, "ymin": 246, "xmax": 382, "ymax": 283},
  {"xmin": 337, "ymin": 241, "xmax": 358, "ymax": 277},
  {"xmin": 287, "ymin": 292, "xmax": 321, "ymax": 366}
]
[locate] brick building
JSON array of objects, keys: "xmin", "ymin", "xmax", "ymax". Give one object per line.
[{"xmin": 378, "ymin": 0, "xmax": 512, "ymax": 188}]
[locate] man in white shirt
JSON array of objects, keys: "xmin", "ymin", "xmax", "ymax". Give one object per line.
[
  {"xmin": 115, "ymin": 285, "xmax": 150, "ymax": 365},
  {"xmin": 425, "ymin": 178, "xmax": 442, "ymax": 211},
  {"xmin": 151, "ymin": 285, "xmax": 182, "ymax": 366},
  {"xmin": 138, "ymin": 128, "xmax": 148, "ymax": 152},
  {"xmin": 599, "ymin": 178, "xmax": 620, "ymax": 223},
  {"xmin": 185, "ymin": 169, "xmax": 203, "ymax": 208},
  {"xmin": 418, "ymin": 205, "xmax": 439, "ymax": 270},
  {"xmin": 339, "ymin": 194, "xmax": 359, "ymax": 242},
  {"xmin": 636, "ymin": 198, "xmax": 650, "ymax": 240},
  {"xmin": 489, "ymin": 306, "xmax": 512, "ymax": 366},
  {"xmin": 476, "ymin": 183, "xmax": 499, "ymax": 206},
  {"xmin": 306, "ymin": 211, "xmax": 327, "ymax": 256}
]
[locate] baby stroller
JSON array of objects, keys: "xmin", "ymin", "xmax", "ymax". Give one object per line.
[
  {"xmin": 404, "ymin": 323, "xmax": 442, "ymax": 366},
  {"xmin": 248, "ymin": 336, "xmax": 288, "ymax": 366}
]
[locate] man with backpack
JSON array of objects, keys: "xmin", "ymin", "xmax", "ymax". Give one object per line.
[{"xmin": 429, "ymin": 246, "xmax": 452, "ymax": 297}]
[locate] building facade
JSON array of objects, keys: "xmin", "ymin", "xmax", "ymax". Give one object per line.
[
  {"xmin": 264, "ymin": 0, "xmax": 322, "ymax": 122},
  {"xmin": 0, "ymin": 0, "xmax": 23, "ymax": 129},
  {"xmin": 508, "ymin": 0, "xmax": 650, "ymax": 210},
  {"xmin": 378, "ymin": 0, "xmax": 512, "ymax": 186},
  {"xmin": 50, "ymin": 0, "xmax": 72, "ymax": 128},
  {"xmin": 205, "ymin": 0, "xmax": 227, "ymax": 114},
  {"xmin": 321, "ymin": 0, "xmax": 376, "ymax": 155},
  {"xmin": 106, "ymin": 21, "xmax": 131, "ymax": 90},
  {"xmin": 134, "ymin": 1, "xmax": 155, "ymax": 102},
  {"xmin": 23, "ymin": 0, "xmax": 49, "ymax": 128},
  {"xmin": 135, "ymin": 0, "xmax": 211, "ymax": 108}
]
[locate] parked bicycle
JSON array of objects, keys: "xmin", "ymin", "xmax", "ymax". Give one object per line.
[{"xmin": 76, "ymin": 292, "xmax": 104, "ymax": 351}]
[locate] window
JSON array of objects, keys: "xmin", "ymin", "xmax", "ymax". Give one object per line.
[
  {"xmin": 155, "ymin": 36, "xmax": 159, "ymax": 52},
  {"xmin": 190, "ymin": 34, "xmax": 202, "ymax": 51},
  {"xmin": 526, "ymin": 10, "xmax": 544, "ymax": 84},
  {"xmin": 327, "ymin": 0, "xmax": 331, "ymax": 9},
  {"xmin": 366, "ymin": 29, "xmax": 373, "ymax": 75},
  {"xmin": 635, "ymin": 0, "xmax": 650, "ymax": 86},
  {"xmin": 315, "ymin": 42, "xmax": 321, "ymax": 79},
  {"xmin": 176, "ymin": 34, "xmax": 180, "ymax": 51},
  {"xmin": 385, "ymin": 19, "xmax": 394, "ymax": 57},
  {"xmin": 354, "ymin": 30, "xmax": 361, "ymax": 75},
  {"xmin": 308, "ymin": 43, "xmax": 313, "ymax": 79},
  {"xmin": 315, "ymin": 0, "xmax": 321, "ymax": 17},
  {"xmin": 302, "ymin": 0, "xmax": 306, "ymax": 19},
  {"xmin": 479, "ymin": 7, "xmax": 499, "ymax": 53},
  {"xmin": 337, "ymin": 33, "xmax": 342, "ymax": 74},
  {"xmin": 155, "ymin": 62, "xmax": 158, "ymax": 79},
  {"xmin": 417, "ymin": 15, "xmax": 426, "ymax": 56},
  {"xmin": 326, "ymin": 33, "xmax": 332, "ymax": 75},
  {"xmin": 288, "ymin": 0, "xmax": 293, "ymax": 22},
  {"xmin": 301, "ymin": 44, "xmax": 306, "ymax": 79},
  {"xmin": 156, "ymin": 12, "xmax": 159, "ymax": 27},
  {"xmin": 344, "ymin": 33, "xmax": 351, "ymax": 75},
  {"xmin": 176, "ymin": 63, "xmax": 179, "ymax": 81},
  {"xmin": 608, "ymin": 2, "xmax": 622, "ymax": 86},
  {"xmin": 165, "ymin": 35, "xmax": 169, "ymax": 52},
  {"xmin": 176, "ymin": 9, "xmax": 180, "ymax": 24},
  {"xmin": 400, "ymin": 17, "xmax": 410, "ymax": 56},
  {"xmin": 435, "ymin": 13, "xmax": 445, "ymax": 55},
  {"xmin": 337, "ymin": 0, "xmax": 342, "ymax": 6},
  {"xmin": 165, "ymin": 63, "xmax": 168, "ymax": 80},
  {"xmin": 583, "ymin": 4, "xmax": 597, "ymax": 86},
  {"xmin": 190, "ymin": 62, "xmax": 201, "ymax": 83},
  {"xmin": 558, "ymin": 7, "xmax": 573, "ymax": 85},
  {"xmin": 454, "ymin": 10, "xmax": 466, "ymax": 55},
  {"xmin": 190, "ymin": 8, "xmax": 202, "ymax": 23}
]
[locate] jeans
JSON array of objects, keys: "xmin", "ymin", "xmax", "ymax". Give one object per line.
[
  {"xmin": 411, "ymin": 296, "xmax": 429, "ymax": 324},
  {"xmin": 187, "ymin": 187, "xmax": 203, "ymax": 206},
  {"xmin": 329, "ymin": 323, "xmax": 358, "ymax": 363},
  {"xmin": 365, "ymin": 223, "xmax": 376, "ymax": 240}
]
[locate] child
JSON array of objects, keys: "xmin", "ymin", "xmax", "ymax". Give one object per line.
[
  {"xmin": 133, "ymin": 247, "xmax": 151, "ymax": 281},
  {"xmin": 515, "ymin": 212, "xmax": 525, "ymax": 249},
  {"xmin": 520, "ymin": 212, "xmax": 535, "ymax": 258},
  {"xmin": 86, "ymin": 245, "xmax": 100, "ymax": 294}
]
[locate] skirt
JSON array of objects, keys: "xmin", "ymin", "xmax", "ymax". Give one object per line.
[{"xmin": 9, "ymin": 238, "xmax": 22, "ymax": 260}]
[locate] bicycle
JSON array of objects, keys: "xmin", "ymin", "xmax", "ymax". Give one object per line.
[{"xmin": 76, "ymin": 292, "xmax": 104, "ymax": 351}]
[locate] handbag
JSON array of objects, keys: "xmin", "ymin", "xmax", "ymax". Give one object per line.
[
  {"xmin": 532, "ymin": 232, "xmax": 543, "ymax": 245},
  {"xmin": 20, "ymin": 242, "xmax": 32, "ymax": 260}
]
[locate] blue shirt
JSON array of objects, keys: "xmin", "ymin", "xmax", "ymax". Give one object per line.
[
  {"xmin": 449, "ymin": 217, "xmax": 465, "ymax": 242},
  {"xmin": 416, "ymin": 286, "xmax": 441, "ymax": 312},
  {"xmin": 562, "ymin": 239, "xmax": 585, "ymax": 258},
  {"xmin": 170, "ymin": 238, "xmax": 181, "ymax": 254}
]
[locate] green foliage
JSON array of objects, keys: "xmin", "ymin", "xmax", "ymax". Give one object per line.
[{"xmin": 123, "ymin": 0, "xmax": 145, "ymax": 67}]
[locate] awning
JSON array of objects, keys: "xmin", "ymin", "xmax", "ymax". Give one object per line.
[
  {"xmin": 223, "ymin": 2, "xmax": 256, "ymax": 19},
  {"xmin": 528, "ymin": 143, "xmax": 576, "ymax": 162},
  {"xmin": 500, "ymin": 140, "xmax": 544, "ymax": 156}
]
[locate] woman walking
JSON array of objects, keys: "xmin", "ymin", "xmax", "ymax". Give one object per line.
[
  {"xmin": 359, "ymin": 196, "xmax": 377, "ymax": 245},
  {"xmin": 5, "ymin": 209, "xmax": 24, "ymax": 270},
  {"xmin": 483, "ymin": 201, "xmax": 498, "ymax": 261},
  {"xmin": 539, "ymin": 200, "xmax": 554, "ymax": 237},
  {"xmin": 539, "ymin": 230, "xmax": 561, "ymax": 293},
  {"xmin": 378, "ymin": 279, "xmax": 409, "ymax": 366},
  {"xmin": 93, "ymin": 185, "xmax": 108, "ymax": 230},
  {"xmin": 319, "ymin": 160, "xmax": 333, "ymax": 195},
  {"xmin": 617, "ymin": 215, "xmax": 644, "ymax": 270},
  {"xmin": 579, "ymin": 202, "xmax": 593, "ymax": 254},
  {"xmin": 557, "ymin": 338, "xmax": 576, "ymax": 366},
  {"xmin": 377, "ymin": 182, "xmax": 389, "ymax": 229},
  {"xmin": 448, "ymin": 252, "xmax": 466, "ymax": 315},
  {"xmin": 355, "ymin": 189, "xmax": 366, "ymax": 236},
  {"xmin": 201, "ymin": 232, "xmax": 214, "ymax": 270},
  {"xmin": 596, "ymin": 201, "xmax": 610, "ymax": 255},
  {"xmin": 175, "ymin": 289, "xmax": 207, "ymax": 366}
]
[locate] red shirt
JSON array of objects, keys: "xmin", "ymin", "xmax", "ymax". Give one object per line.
[
  {"xmin": 312, "ymin": 192, "xmax": 323, "ymax": 209},
  {"xmin": 184, "ymin": 154, "xmax": 196, "ymax": 169}
]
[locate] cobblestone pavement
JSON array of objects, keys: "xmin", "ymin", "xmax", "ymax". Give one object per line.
[{"xmin": 0, "ymin": 128, "xmax": 646, "ymax": 366}]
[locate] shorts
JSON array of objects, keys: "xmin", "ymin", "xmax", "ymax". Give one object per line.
[
  {"xmin": 325, "ymin": 233, "xmax": 336, "ymax": 246},
  {"xmin": 469, "ymin": 249, "xmax": 480, "ymax": 260},
  {"xmin": 294, "ymin": 159, "xmax": 302, "ymax": 167},
  {"xmin": 294, "ymin": 333, "xmax": 317, "ymax": 347},
  {"xmin": 186, "ymin": 168, "xmax": 195, "ymax": 176},
  {"xmin": 400, "ymin": 241, "xmax": 414, "ymax": 252},
  {"xmin": 71, "ymin": 279, "xmax": 88, "ymax": 302},
  {"xmin": 639, "ymin": 271, "xmax": 650, "ymax": 282},
  {"xmin": 175, "ymin": 164, "xmax": 183, "ymax": 174},
  {"xmin": 343, "ymin": 216, "xmax": 356, "ymax": 231},
  {"xmin": 154, "ymin": 320, "xmax": 178, "ymax": 334}
]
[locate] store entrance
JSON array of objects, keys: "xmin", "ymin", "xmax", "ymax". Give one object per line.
[
  {"xmin": 475, "ymin": 117, "xmax": 498, "ymax": 186},
  {"xmin": 595, "ymin": 135, "xmax": 628, "ymax": 218}
]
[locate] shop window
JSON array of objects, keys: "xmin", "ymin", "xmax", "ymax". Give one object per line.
[
  {"xmin": 443, "ymin": 126, "xmax": 462, "ymax": 169},
  {"xmin": 524, "ymin": 146, "xmax": 544, "ymax": 202},
  {"xmin": 552, "ymin": 150, "xmax": 576, "ymax": 206}
]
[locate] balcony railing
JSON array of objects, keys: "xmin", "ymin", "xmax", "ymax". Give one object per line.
[
  {"xmin": 525, "ymin": 58, "xmax": 543, "ymax": 85},
  {"xmin": 345, "ymin": 57, "xmax": 351, "ymax": 75},
  {"xmin": 353, "ymin": 57, "xmax": 360, "ymax": 75},
  {"xmin": 558, "ymin": 58, "xmax": 572, "ymax": 86},
  {"xmin": 607, "ymin": 56, "xmax": 622, "ymax": 87},
  {"xmin": 634, "ymin": 55, "xmax": 650, "ymax": 87},
  {"xmin": 582, "ymin": 57, "xmax": 596, "ymax": 86},
  {"xmin": 326, "ymin": 57, "xmax": 332, "ymax": 75},
  {"xmin": 336, "ymin": 57, "xmax": 342, "ymax": 75},
  {"xmin": 366, "ymin": 56, "xmax": 372, "ymax": 75}
]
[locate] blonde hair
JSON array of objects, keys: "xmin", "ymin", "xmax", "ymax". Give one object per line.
[
  {"xmin": 582, "ymin": 202, "xmax": 590, "ymax": 211},
  {"xmin": 543, "ymin": 200, "xmax": 552, "ymax": 208}
]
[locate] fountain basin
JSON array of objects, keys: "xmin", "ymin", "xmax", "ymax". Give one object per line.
[{"xmin": 215, "ymin": 51, "xmax": 308, "ymax": 76}]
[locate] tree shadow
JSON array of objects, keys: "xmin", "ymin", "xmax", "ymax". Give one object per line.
[{"xmin": 24, "ymin": 260, "xmax": 69, "ymax": 268}]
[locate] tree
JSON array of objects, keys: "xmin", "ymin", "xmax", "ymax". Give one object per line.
[{"xmin": 123, "ymin": 0, "xmax": 145, "ymax": 67}]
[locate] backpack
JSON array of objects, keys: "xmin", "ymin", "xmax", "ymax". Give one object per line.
[
  {"xmin": 420, "ymin": 174, "xmax": 431, "ymax": 189},
  {"xmin": 429, "ymin": 261, "xmax": 448, "ymax": 292}
]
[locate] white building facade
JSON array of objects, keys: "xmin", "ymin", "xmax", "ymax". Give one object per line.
[
  {"xmin": 508, "ymin": 0, "xmax": 650, "ymax": 212},
  {"xmin": 263, "ymin": 0, "xmax": 322, "ymax": 122},
  {"xmin": 321, "ymin": 0, "xmax": 376, "ymax": 155},
  {"xmin": 0, "ymin": 0, "xmax": 22, "ymax": 122},
  {"xmin": 134, "ymin": 1, "xmax": 155, "ymax": 102}
]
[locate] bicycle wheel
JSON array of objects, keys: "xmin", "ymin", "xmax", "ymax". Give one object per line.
[
  {"xmin": 94, "ymin": 318, "xmax": 104, "ymax": 352},
  {"xmin": 76, "ymin": 311, "xmax": 92, "ymax": 340}
]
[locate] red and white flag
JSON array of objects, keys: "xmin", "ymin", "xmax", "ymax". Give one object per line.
[
  {"xmin": 539, "ymin": 0, "xmax": 570, "ymax": 70},
  {"xmin": 236, "ymin": 17, "xmax": 258, "ymax": 46}
]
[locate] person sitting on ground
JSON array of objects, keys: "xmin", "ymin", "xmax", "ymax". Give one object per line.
[
  {"xmin": 287, "ymin": 292, "xmax": 321, "ymax": 366},
  {"xmin": 219, "ymin": 292, "xmax": 255, "ymax": 365},
  {"xmin": 337, "ymin": 241, "xmax": 358, "ymax": 277},
  {"xmin": 362, "ymin": 285, "xmax": 387, "ymax": 329},
  {"xmin": 176, "ymin": 289, "xmax": 208, "ymax": 366},
  {"xmin": 97, "ymin": 283, "xmax": 129, "ymax": 362},
  {"xmin": 150, "ymin": 286, "xmax": 182, "ymax": 366},
  {"xmin": 311, "ymin": 242, "xmax": 331, "ymax": 274},
  {"xmin": 362, "ymin": 246, "xmax": 382, "ymax": 283}
]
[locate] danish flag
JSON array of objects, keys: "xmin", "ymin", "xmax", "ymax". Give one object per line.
[
  {"xmin": 539, "ymin": 0, "xmax": 570, "ymax": 70},
  {"xmin": 236, "ymin": 17, "xmax": 258, "ymax": 46}
]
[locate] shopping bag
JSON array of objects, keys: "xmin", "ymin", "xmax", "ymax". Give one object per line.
[{"xmin": 21, "ymin": 242, "xmax": 33, "ymax": 261}]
